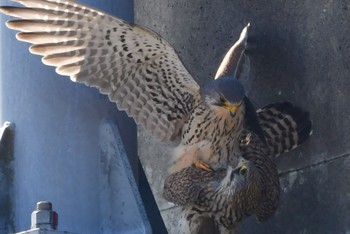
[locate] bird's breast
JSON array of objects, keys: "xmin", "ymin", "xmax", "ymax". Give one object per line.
[{"xmin": 181, "ymin": 104, "xmax": 243, "ymax": 163}]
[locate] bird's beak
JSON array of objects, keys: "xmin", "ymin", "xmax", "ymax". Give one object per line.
[
  {"xmin": 233, "ymin": 156, "xmax": 248, "ymax": 171},
  {"xmin": 232, "ymin": 161, "xmax": 247, "ymax": 172},
  {"xmin": 230, "ymin": 156, "xmax": 249, "ymax": 180},
  {"xmin": 223, "ymin": 101, "xmax": 239, "ymax": 112},
  {"xmin": 225, "ymin": 104, "xmax": 239, "ymax": 112},
  {"xmin": 237, "ymin": 159, "xmax": 248, "ymax": 168}
]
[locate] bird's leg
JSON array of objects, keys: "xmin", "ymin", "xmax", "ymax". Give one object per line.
[{"xmin": 194, "ymin": 159, "xmax": 213, "ymax": 172}]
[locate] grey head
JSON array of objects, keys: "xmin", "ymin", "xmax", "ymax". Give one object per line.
[{"xmin": 201, "ymin": 77, "xmax": 245, "ymax": 113}]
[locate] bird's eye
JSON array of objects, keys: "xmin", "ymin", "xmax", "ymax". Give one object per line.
[
  {"xmin": 239, "ymin": 166, "xmax": 248, "ymax": 177},
  {"xmin": 220, "ymin": 96, "xmax": 227, "ymax": 104}
]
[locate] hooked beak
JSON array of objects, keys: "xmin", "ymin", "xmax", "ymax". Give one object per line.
[
  {"xmin": 230, "ymin": 156, "xmax": 248, "ymax": 180},
  {"xmin": 232, "ymin": 159, "xmax": 247, "ymax": 173},
  {"xmin": 223, "ymin": 101, "xmax": 239, "ymax": 112},
  {"xmin": 225, "ymin": 104, "xmax": 239, "ymax": 112}
]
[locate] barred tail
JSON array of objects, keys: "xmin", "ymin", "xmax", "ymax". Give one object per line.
[{"xmin": 256, "ymin": 102, "xmax": 312, "ymax": 157}]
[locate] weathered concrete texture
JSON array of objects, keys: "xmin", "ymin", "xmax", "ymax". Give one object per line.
[
  {"xmin": 240, "ymin": 154, "xmax": 350, "ymax": 233},
  {"xmin": 137, "ymin": 130, "xmax": 178, "ymax": 211},
  {"xmin": 135, "ymin": 0, "xmax": 350, "ymax": 233},
  {"xmin": 159, "ymin": 206, "xmax": 182, "ymax": 233}
]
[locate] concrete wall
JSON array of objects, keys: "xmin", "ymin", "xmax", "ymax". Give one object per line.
[
  {"xmin": 135, "ymin": 0, "xmax": 350, "ymax": 233},
  {"xmin": 0, "ymin": 0, "xmax": 161, "ymax": 233}
]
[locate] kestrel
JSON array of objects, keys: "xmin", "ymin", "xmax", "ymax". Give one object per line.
[
  {"xmin": 164, "ymin": 102, "xmax": 312, "ymax": 233},
  {"xmin": 0, "ymin": 0, "xmax": 251, "ymax": 167},
  {"xmin": 0, "ymin": 1, "xmax": 313, "ymax": 233}
]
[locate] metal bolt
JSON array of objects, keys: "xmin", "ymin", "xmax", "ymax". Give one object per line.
[
  {"xmin": 31, "ymin": 201, "xmax": 58, "ymax": 230},
  {"xmin": 36, "ymin": 201, "xmax": 52, "ymax": 211}
]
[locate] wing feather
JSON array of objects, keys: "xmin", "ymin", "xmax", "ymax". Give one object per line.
[
  {"xmin": 0, "ymin": 0, "xmax": 200, "ymax": 141},
  {"xmin": 215, "ymin": 23, "xmax": 250, "ymax": 80}
]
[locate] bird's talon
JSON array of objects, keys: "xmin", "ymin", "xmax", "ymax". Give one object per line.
[{"xmin": 194, "ymin": 160, "xmax": 212, "ymax": 172}]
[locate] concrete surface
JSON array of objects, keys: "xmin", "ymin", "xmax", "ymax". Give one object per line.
[{"xmin": 135, "ymin": 0, "xmax": 350, "ymax": 233}]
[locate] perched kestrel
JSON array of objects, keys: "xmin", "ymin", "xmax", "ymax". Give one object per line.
[
  {"xmin": 164, "ymin": 102, "xmax": 312, "ymax": 233},
  {"xmin": 0, "ymin": 0, "xmax": 251, "ymax": 167}
]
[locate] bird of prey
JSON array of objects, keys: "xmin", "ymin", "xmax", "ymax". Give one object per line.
[
  {"xmin": 164, "ymin": 102, "xmax": 312, "ymax": 233},
  {"xmin": 0, "ymin": 2, "xmax": 313, "ymax": 233},
  {"xmin": 0, "ymin": 0, "xmax": 251, "ymax": 168}
]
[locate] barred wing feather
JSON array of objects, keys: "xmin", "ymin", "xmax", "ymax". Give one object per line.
[{"xmin": 0, "ymin": 0, "xmax": 200, "ymax": 141}]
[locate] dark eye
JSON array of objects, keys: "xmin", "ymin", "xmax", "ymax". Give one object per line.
[
  {"xmin": 239, "ymin": 166, "xmax": 248, "ymax": 177},
  {"xmin": 220, "ymin": 96, "xmax": 226, "ymax": 103}
]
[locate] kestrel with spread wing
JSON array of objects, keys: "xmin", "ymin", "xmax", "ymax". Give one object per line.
[{"xmin": 0, "ymin": 0, "xmax": 251, "ymax": 168}]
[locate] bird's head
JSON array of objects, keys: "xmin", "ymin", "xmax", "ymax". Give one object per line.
[
  {"xmin": 201, "ymin": 77, "xmax": 245, "ymax": 116},
  {"xmin": 215, "ymin": 156, "xmax": 261, "ymax": 199}
]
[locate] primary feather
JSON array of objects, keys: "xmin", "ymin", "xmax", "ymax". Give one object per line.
[
  {"xmin": 1, "ymin": 0, "xmax": 200, "ymax": 142},
  {"xmin": 1, "ymin": 1, "xmax": 253, "ymax": 165}
]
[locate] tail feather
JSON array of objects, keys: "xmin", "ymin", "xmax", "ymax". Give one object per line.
[{"xmin": 256, "ymin": 102, "xmax": 312, "ymax": 157}]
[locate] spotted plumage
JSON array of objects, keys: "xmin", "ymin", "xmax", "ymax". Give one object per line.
[
  {"xmin": 0, "ymin": 2, "xmax": 313, "ymax": 233},
  {"xmin": 164, "ymin": 102, "xmax": 312, "ymax": 233},
  {"xmin": 164, "ymin": 131, "xmax": 279, "ymax": 234},
  {"xmin": 0, "ymin": 0, "xmax": 251, "ymax": 165}
]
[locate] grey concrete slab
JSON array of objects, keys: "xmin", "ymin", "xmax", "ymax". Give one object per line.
[
  {"xmin": 138, "ymin": 130, "xmax": 177, "ymax": 211},
  {"xmin": 159, "ymin": 206, "xmax": 181, "ymax": 233},
  {"xmin": 240, "ymin": 154, "xmax": 350, "ymax": 234},
  {"xmin": 135, "ymin": 0, "xmax": 350, "ymax": 232}
]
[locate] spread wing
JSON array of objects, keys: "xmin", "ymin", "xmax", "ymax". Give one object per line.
[
  {"xmin": 0, "ymin": 0, "xmax": 200, "ymax": 141},
  {"xmin": 215, "ymin": 23, "xmax": 250, "ymax": 80}
]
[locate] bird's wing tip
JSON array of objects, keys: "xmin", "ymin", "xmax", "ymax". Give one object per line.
[
  {"xmin": 239, "ymin": 22, "xmax": 250, "ymax": 41},
  {"xmin": 0, "ymin": 7, "xmax": 15, "ymax": 19}
]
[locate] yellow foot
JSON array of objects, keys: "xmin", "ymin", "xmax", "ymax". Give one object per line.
[{"xmin": 194, "ymin": 159, "xmax": 212, "ymax": 172}]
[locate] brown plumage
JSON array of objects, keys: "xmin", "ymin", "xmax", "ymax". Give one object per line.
[
  {"xmin": 0, "ymin": 0, "xmax": 251, "ymax": 166},
  {"xmin": 164, "ymin": 130, "xmax": 280, "ymax": 233},
  {"xmin": 0, "ymin": 2, "xmax": 313, "ymax": 233},
  {"xmin": 256, "ymin": 102, "xmax": 312, "ymax": 157},
  {"xmin": 164, "ymin": 102, "xmax": 312, "ymax": 233}
]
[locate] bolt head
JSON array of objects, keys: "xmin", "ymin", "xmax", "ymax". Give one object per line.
[{"xmin": 31, "ymin": 202, "xmax": 58, "ymax": 230}]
